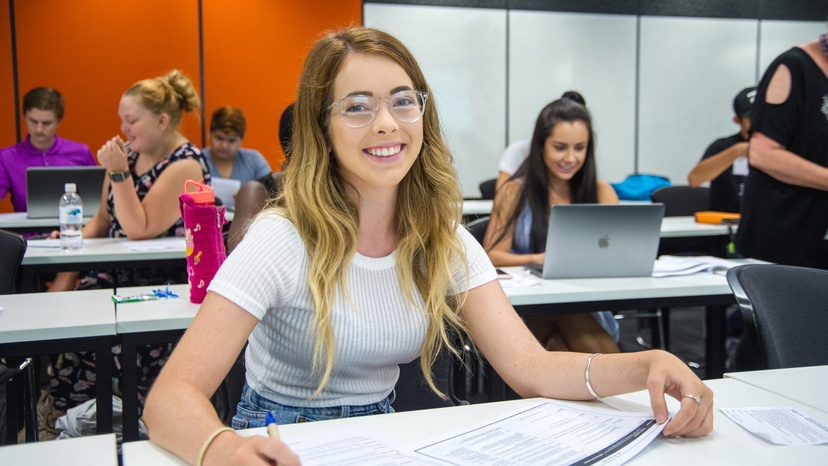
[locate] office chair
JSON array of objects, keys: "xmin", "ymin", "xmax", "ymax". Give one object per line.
[
  {"xmin": 727, "ymin": 264, "xmax": 828, "ymax": 370},
  {"xmin": 465, "ymin": 216, "xmax": 490, "ymax": 245},
  {"xmin": 0, "ymin": 229, "xmax": 38, "ymax": 443},
  {"xmin": 651, "ymin": 185, "xmax": 710, "ymax": 217},
  {"xmin": 479, "ymin": 178, "xmax": 497, "ymax": 200},
  {"xmin": 211, "ymin": 346, "xmax": 246, "ymax": 426},
  {"xmin": 393, "ymin": 350, "xmax": 467, "ymax": 412}
]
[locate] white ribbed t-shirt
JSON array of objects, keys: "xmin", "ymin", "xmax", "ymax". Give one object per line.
[{"xmin": 208, "ymin": 213, "xmax": 497, "ymax": 407}]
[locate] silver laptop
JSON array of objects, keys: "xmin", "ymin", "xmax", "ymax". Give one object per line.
[
  {"xmin": 26, "ymin": 166, "xmax": 106, "ymax": 219},
  {"xmin": 528, "ymin": 203, "xmax": 665, "ymax": 279}
]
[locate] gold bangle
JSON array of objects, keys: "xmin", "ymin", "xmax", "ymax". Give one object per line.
[
  {"xmin": 197, "ymin": 426, "xmax": 234, "ymax": 466},
  {"xmin": 585, "ymin": 353, "xmax": 603, "ymax": 399}
]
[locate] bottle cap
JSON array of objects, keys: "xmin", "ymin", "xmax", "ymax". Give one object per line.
[
  {"xmin": 184, "ymin": 180, "xmax": 214, "ymax": 204},
  {"xmin": 65, "ymin": 183, "xmax": 77, "ymax": 193}
]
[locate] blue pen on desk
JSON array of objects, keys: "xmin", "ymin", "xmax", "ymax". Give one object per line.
[{"xmin": 266, "ymin": 412, "xmax": 281, "ymax": 441}]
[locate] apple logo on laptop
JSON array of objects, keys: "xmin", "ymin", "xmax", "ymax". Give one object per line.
[{"xmin": 598, "ymin": 234, "xmax": 610, "ymax": 248}]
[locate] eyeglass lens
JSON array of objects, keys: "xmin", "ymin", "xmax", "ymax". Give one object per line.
[{"xmin": 335, "ymin": 90, "xmax": 426, "ymax": 127}]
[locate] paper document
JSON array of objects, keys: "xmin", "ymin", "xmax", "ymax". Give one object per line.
[
  {"xmin": 26, "ymin": 238, "xmax": 63, "ymax": 248},
  {"xmin": 121, "ymin": 237, "xmax": 185, "ymax": 252},
  {"xmin": 720, "ymin": 407, "xmax": 828, "ymax": 445},
  {"xmin": 282, "ymin": 427, "xmax": 426, "ymax": 465},
  {"xmin": 498, "ymin": 268, "xmax": 542, "ymax": 288},
  {"xmin": 408, "ymin": 399, "xmax": 666, "ymax": 465},
  {"xmin": 652, "ymin": 255, "xmax": 766, "ymax": 278},
  {"xmin": 211, "ymin": 178, "xmax": 242, "ymax": 211}
]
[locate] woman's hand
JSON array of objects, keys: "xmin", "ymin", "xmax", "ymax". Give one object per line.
[
  {"xmin": 204, "ymin": 430, "xmax": 302, "ymax": 466},
  {"xmin": 97, "ymin": 136, "xmax": 130, "ymax": 172},
  {"xmin": 645, "ymin": 351, "xmax": 714, "ymax": 437}
]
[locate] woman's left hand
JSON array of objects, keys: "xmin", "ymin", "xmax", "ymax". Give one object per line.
[
  {"xmin": 645, "ymin": 351, "xmax": 714, "ymax": 437},
  {"xmin": 97, "ymin": 136, "xmax": 130, "ymax": 172}
]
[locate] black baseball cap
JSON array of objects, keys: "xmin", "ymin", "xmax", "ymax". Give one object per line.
[{"xmin": 733, "ymin": 87, "xmax": 757, "ymax": 118}]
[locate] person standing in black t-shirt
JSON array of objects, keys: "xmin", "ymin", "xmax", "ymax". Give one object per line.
[
  {"xmin": 688, "ymin": 87, "xmax": 756, "ymax": 213},
  {"xmin": 736, "ymin": 33, "xmax": 828, "ymax": 270}
]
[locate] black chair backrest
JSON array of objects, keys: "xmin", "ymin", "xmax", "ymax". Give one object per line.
[
  {"xmin": 479, "ymin": 178, "xmax": 496, "ymax": 200},
  {"xmin": 465, "ymin": 216, "xmax": 490, "ymax": 246},
  {"xmin": 393, "ymin": 350, "xmax": 465, "ymax": 412},
  {"xmin": 726, "ymin": 264, "xmax": 828, "ymax": 370},
  {"xmin": 651, "ymin": 186, "xmax": 710, "ymax": 217},
  {"xmin": 0, "ymin": 229, "xmax": 27, "ymax": 295}
]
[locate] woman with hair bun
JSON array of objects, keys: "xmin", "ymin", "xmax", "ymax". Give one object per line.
[{"xmin": 47, "ymin": 70, "xmax": 210, "ymax": 413}]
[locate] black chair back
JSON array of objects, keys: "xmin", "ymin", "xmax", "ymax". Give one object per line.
[
  {"xmin": 465, "ymin": 216, "xmax": 490, "ymax": 246},
  {"xmin": 393, "ymin": 350, "xmax": 466, "ymax": 412},
  {"xmin": 727, "ymin": 264, "xmax": 828, "ymax": 370},
  {"xmin": 0, "ymin": 229, "xmax": 26, "ymax": 295},
  {"xmin": 651, "ymin": 186, "xmax": 710, "ymax": 216},
  {"xmin": 479, "ymin": 178, "xmax": 496, "ymax": 200}
]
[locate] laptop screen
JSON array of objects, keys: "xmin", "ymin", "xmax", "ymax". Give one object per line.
[{"xmin": 26, "ymin": 166, "xmax": 106, "ymax": 219}]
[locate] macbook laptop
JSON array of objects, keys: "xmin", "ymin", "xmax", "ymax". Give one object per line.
[
  {"xmin": 527, "ymin": 203, "xmax": 665, "ymax": 279},
  {"xmin": 26, "ymin": 166, "xmax": 106, "ymax": 219}
]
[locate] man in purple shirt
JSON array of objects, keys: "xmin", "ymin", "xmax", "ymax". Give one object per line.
[{"xmin": 0, "ymin": 87, "xmax": 96, "ymax": 212}]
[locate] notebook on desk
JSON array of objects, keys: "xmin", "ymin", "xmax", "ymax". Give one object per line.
[
  {"xmin": 527, "ymin": 203, "xmax": 665, "ymax": 279},
  {"xmin": 26, "ymin": 166, "xmax": 106, "ymax": 219}
]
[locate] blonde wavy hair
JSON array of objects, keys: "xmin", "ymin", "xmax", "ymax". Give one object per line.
[
  {"xmin": 273, "ymin": 27, "xmax": 469, "ymax": 398},
  {"xmin": 124, "ymin": 69, "xmax": 200, "ymax": 128}
]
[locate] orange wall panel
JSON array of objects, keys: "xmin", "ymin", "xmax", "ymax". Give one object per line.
[
  {"xmin": 202, "ymin": 0, "xmax": 362, "ymax": 170},
  {"xmin": 0, "ymin": 3, "xmax": 15, "ymax": 212},
  {"xmin": 14, "ymin": 0, "xmax": 201, "ymax": 157}
]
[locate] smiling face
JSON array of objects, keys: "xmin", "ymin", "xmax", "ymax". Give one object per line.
[
  {"xmin": 118, "ymin": 95, "xmax": 165, "ymax": 154},
  {"xmin": 25, "ymin": 108, "xmax": 60, "ymax": 151},
  {"xmin": 543, "ymin": 120, "xmax": 589, "ymax": 183},
  {"xmin": 326, "ymin": 53, "xmax": 423, "ymax": 197}
]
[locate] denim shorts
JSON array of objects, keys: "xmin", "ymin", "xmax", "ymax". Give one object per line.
[{"xmin": 231, "ymin": 384, "xmax": 396, "ymax": 429}]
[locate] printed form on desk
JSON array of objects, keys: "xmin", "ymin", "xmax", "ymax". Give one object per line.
[
  {"xmin": 277, "ymin": 399, "xmax": 665, "ymax": 466},
  {"xmin": 652, "ymin": 255, "xmax": 768, "ymax": 278}
]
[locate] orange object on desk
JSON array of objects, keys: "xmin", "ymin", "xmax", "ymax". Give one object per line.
[{"xmin": 694, "ymin": 211, "xmax": 740, "ymax": 224}]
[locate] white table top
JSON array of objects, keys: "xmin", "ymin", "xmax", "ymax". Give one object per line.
[
  {"xmin": 725, "ymin": 365, "xmax": 828, "ymax": 414},
  {"xmin": 115, "ymin": 284, "xmax": 198, "ymax": 334},
  {"xmin": 22, "ymin": 237, "xmax": 186, "ymax": 266},
  {"xmin": 122, "ymin": 377, "xmax": 827, "ymax": 465},
  {"xmin": 501, "ymin": 266, "xmax": 731, "ymax": 307},
  {"xmin": 462, "ymin": 199, "xmax": 493, "ymax": 215},
  {"xmin": 659, "ymin": 216, "xmax": 731, "ymax": 237},
  {"xmin": 0, "ymin": 433, "xmax": 118, "ymax": 464},
  {"xmin": 0, "ymin": 212, "xmax": 96, "ymax": 229},
  {"xmin": 0, "ymin": 288, "xmax": 115, "ymax": 343}
]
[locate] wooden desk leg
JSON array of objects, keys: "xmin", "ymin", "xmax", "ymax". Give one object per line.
[
  {"xmin": 705, "ymin": 305, "xmax": 727, "ymax": 379},
  {"xmin": 95, "ymin": 338, "xmax": 113, "ymax": 435},
  {"xmin": 121, "ymin": 337, "xmax": 140, "ymax": 442}
]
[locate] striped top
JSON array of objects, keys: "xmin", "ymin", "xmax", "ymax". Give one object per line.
[{"xmin": 209, "ymin": 212, "xmax": 496, "ymax": 407}]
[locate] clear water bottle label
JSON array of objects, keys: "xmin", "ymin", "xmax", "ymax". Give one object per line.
[{"xmin": 59, "ymin": 205, "xmax": 83, "ymax": 223}]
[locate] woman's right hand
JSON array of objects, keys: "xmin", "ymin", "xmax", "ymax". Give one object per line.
[
  {"xmin": 205, "ymin": 432, "xmax": 302, "ymax": 466},
  {"xmin": 49, "ymin": 229, "xmax": 60, "ymax": 239}
]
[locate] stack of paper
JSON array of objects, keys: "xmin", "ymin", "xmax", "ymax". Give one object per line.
[{"xmin": 652, "ymin": 255, "xmax": 767, "ymax": 278}]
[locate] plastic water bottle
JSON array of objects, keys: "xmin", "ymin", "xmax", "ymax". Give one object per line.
[{"xmin": 59, "ymin": 183, "xmax": 83, "ymax": 251}]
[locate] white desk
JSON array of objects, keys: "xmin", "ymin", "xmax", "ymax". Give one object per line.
[
  {"xmin": 21, "ymin": 237, "xmax": 187, "ymax": 292},
  {"xmin": 122, "ymin": 377, "xmax": 827, "ymax": 465},
  {"xmin": 0, "ymin": 289, "xmax": 117, "ymax": 442},
  {"xmin": 501, "ymin": 268, "xmax": 733, "ymax": 381},
  {"xmin": 725, "ymin": 366, "xmax": 828, "ymax": 414},
  {"xmin": 115, "ymin": 284, "xmax": 197, "ymax": 443},
  {"xmin": 462, "ymin": 199, "xmax": 493, "ymax": 216},
  {"xmin": 0, "ymin": 212, "xmax": 95, "ymax": 231},
  {"xmin": 0, "ymin": 433, "xmax": 118, "ymax": 464},
  {"xmin": 660, "ymin": 216, "xmax": 731, "ymax": 238}
]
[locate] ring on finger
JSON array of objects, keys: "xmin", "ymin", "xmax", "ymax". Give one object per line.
[{"xmin": 683, "ymin": 394, "xmax": 702, "ymax": 405}]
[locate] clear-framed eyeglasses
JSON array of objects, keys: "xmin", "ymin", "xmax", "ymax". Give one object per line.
[{"xmin": 327, "ymin": 90, "xmax": 428, "ymax": 128}]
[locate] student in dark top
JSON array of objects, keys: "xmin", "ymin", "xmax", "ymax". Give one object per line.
[
  {"xmin": 687, "ymin": 87, "xmax": 755, "ymax": 213},
  {"xmin": 736, "ymin": 33, "xmax": 828, "ymax": 269}
]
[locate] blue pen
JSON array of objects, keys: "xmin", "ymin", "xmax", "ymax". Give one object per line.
[{"xmin": 266, "ymin": 412, "xmax": 281, "ymax": 441}]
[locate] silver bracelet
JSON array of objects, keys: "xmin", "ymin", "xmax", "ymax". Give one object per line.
[{"xmin": 585, "ymin": 352, "xmax": 603, "ymax": 399}]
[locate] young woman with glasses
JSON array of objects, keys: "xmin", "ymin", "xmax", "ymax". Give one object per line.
[{"xmin": 144, "ymin": 27, "xmax": 712, "ymax": 466}]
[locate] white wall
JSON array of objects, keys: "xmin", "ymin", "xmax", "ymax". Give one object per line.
[{"xmin": 365, "ymin": 4, "xmax": 825, "ymax": 197}]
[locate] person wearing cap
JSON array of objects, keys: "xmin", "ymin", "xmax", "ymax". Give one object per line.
[
  {"xmin": 687, "ymin": 87, "xmax": 756, "ymax": 213},
  {"xmin": 0, "ymin": 87, "xmax": 96, "ymax": 212},
  {"xmin": 203, "ymin": 106, "xmax": 271, "ymax": 186}
]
